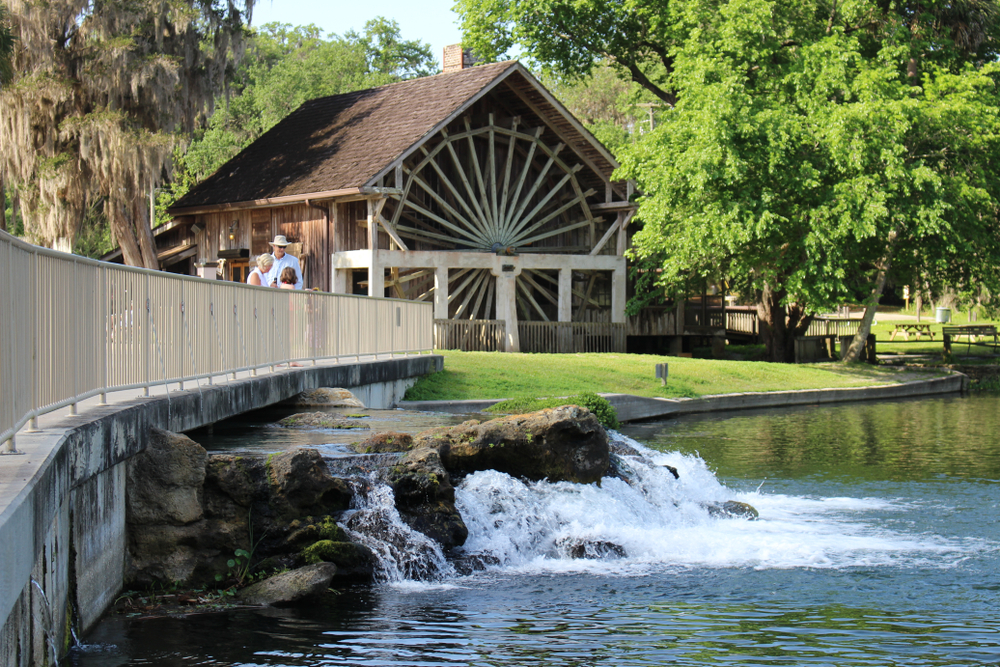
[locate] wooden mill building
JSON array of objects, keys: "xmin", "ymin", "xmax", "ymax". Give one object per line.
[{"xmin": 165, "ymin": 56, "xmax": 700, "ymax": 352}]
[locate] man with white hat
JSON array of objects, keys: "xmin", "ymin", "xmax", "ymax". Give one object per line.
[{"xmin": 265, "ymin": 235, "xmax": 303, "ymax": 290}]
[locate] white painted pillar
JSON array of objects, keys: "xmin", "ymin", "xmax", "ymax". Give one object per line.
[
  {"xmin": 367, "ymin": 255, "xmax": 384, "ymax": 298},
  {"xmin": 493, "ymin": 268, "xmax": 520, "ymax": 352},
  {"xmin": 611, "ymin": 265, "xmax": 627, "ymax": 323},
  {"xmin": 366, "ymin": 200, "xmax": 383, "ymax": 298},
  {"xmin": 434, "ymin": 266, "xmax": 449, "ymax": 319},
  {"xmin": 332, "ymin": 268, "xmax": 349, "ymax": 294},
  {"xmin": 557, "ymin": 267, "xmax": 573, "ymax": 353},
  {"xmin": 558, "ymin": 268, "xmax": 572, "ymax": 322}
]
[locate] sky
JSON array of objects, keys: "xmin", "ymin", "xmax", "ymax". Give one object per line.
[{"xmin": 250, "ymin": 0, "xmax": 465, "ymax": 69}]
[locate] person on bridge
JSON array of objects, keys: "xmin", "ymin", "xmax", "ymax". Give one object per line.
[
  {"xmin": 265, "ymin": 235, "xmax": 303, "ymax": 289},
  {"xmin": 246, "ymin": 253, "xmax": 274, "ymax": 286},
  {"xmin": 278, "ymin": 267, "xmax": 297, "ymax": 290}
]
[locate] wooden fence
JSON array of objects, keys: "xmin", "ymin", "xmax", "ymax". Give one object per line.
[
  {"xmin": 433, "ymin": 320, "xmax": 628, "ymax": 353},
  {"xmin": 433, "ymin": 319, "xmax": 507, "ymax": 352}
]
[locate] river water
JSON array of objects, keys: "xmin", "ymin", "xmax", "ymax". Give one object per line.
[{"xmin": 71, "ymin": 395, "xmax": 1000, "ymax": 666}]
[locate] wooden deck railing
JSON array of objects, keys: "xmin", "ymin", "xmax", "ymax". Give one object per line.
[
  {"xmin": 433, "ymin": 319, "xmax": 507, "ymax": 352},
  {"xmin": 519, "ymin": 322, "xmax": 627, "ymax": 354},
  {"xmin": 0, "ymin": 229, "xmax": 433, "ymax": 453}
]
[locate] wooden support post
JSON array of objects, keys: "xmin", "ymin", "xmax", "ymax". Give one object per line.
[{"xmin": 366, "ymin": 200, "xmax": 384, "ymax": 297}]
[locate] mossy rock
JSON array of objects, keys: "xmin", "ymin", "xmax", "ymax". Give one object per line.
[
  {"xmin": 287, "ymin": 515, "xmax": 348, "ymax": 546},
  {"xmin": 352, "ymin": 431, "xmax": 414, "ymax": 454},
  {"xmin": 278, "ymin": 412, "xmax": 370, "ymax": 430},
  {"xmin": 301, "ymin": 540, "xmax": 376, "ymax": 580}
]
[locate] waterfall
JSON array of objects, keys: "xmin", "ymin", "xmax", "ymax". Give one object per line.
[
  {"xmin": 327, "ymin": 434, "xmax": 763, "ymax": 582},
  {"xmin": 340, "ymin": 473, "xmax": 455, "ymax": 583}
]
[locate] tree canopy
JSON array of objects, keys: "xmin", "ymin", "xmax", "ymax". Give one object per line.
[
  {"xmin": 159, "ymin": 19, "xmax": 436, "ymax": 219},
  {"xmin": 0, "ymin": 0, "xmax": 255, "ymax": 267},
  {"xmin": 461, "ymin": 0, "xmax": 1000, "ymax": 362}
]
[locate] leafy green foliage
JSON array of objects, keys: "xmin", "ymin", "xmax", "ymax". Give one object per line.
[
  {"xmin": 158, "ymin": 19, "xmax": 435, "ymax": 221},
  {"xmin": 463, "ymin": 0, "xmax": 1000, "ymax": 362},
  {"xmin": 487, "ymin": 392, "xmax": 621, "ymax": 430},
  {"xmin": 456, "ymin": 0, "xmax": 679, "ymax": 105}
]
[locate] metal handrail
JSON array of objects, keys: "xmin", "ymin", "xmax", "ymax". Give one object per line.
[{"xmin": 0, "ymin": 229, "xmax": 433, "ymax": 453}]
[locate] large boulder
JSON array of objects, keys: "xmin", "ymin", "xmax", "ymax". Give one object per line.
[
  {"xmin": 353, "ymin": 431, "xmax": 414, "ymax": 454},
  {"xmin": 287, "ymin": 388, "xmax": 365, "ymax": 408},
  {"xmin": 425, "ymin": 406, "xmax": 610, "ymax": 484},
  {"xmin": 388, "ymin": 446, "xmax": 468, "ymax": 550},
  {"xmin": 127, "ymin": 435, "xmax": 363, "ymax": 588},
  {"xmin": 127, "ymin": 428, "xmax": 207, "ymax": 525},
  {"xmin": 237, "ymin": 563, "xmax": 338, "ymax": 606},
  {"xmin": 267, "ymin": 448, "xmax": 353, "ymax": 520}
]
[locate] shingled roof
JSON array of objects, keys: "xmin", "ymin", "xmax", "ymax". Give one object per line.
[{"xmin": 171, "ymin": 61, "xmax": 618, "ymax": 212}]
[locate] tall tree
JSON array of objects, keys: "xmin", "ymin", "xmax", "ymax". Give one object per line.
[
  {"xmin": 457, "ymin": 0, "xmax": 679, "ymax": 106},
  {"xmin": 0, "ymin": 3, "xmax": 14, "ymax": 233},
  {"xmin": 0, "ymin": 0, "xmax": 254, "ymax": 267},
  {"xmin": 158, "ymin": 20, "xmax": 436, "ymax": 220},
  {"xmin": 463, "ymin": 0, "xmax": 1000, "ymax": 362}
]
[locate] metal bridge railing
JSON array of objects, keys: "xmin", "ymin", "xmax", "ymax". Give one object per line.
[{"xmin": 0, "ymin": 229, "xmax": 433, "ymax": 453}]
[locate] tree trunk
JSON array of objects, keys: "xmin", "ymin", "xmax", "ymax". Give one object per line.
[
  {"xmin": 110, "ymin": 204, "xmax": 146, "ymax": 267},
  {"xmin": 135, "ymin": 199, "xmax": 159, "ymax": 269},
  {"xmin": 755, "ymin": 284, "xmax": 813, "ymax": 362},
  {"xmin": 0, "ymin": 173, "xmax": 6, "ymax": 233},
  {"xmin": 843, "ymin": 232, "xmax": 899, "ymax": 363}
]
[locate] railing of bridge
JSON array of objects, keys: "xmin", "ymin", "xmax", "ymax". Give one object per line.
[{"xmin": 0, "ymin": 230, "xmax": 433, "ymax": 453}]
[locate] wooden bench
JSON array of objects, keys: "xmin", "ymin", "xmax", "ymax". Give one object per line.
[
  {"xmin": 942, "ymin": 325, "xmax": 999, "ymax": 354},
  {"xmin": 889, "ymin": 323, "xmax": 934, "ymax": 341}
]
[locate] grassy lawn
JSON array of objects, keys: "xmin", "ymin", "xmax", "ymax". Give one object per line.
[
  {"xmin": 405, "ymin": 350, "xmax": 943, "ymax": 401},
  {"xmin": 870, "ymin": 314, "xmax": 999, "ymax": 357}
]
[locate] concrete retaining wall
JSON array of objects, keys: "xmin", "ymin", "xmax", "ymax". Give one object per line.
[
  {"xmin": 400, "ymin": 372, "xmax": 968, "ymax": 423},
  {"xmin": 603, "ymin": 372, "xmax": 967, "ymax": 422},
  {"xmin": 0, "ymin": 355, "xmax": 441, "ymax": 667}
]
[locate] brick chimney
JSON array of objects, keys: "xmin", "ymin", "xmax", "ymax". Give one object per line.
[{"xmin": 443, "ymin": 44, "xmax": 477, "ymax": 72}]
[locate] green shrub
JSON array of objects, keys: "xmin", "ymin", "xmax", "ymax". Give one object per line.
[{"xmin": 486, "ymin": 392, "xmax": 620, "ymax": 430}]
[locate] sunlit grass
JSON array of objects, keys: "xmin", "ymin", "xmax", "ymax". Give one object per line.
[{"xmin": 404, "ymin": 350, "xmax": 936, "ymax": 401}]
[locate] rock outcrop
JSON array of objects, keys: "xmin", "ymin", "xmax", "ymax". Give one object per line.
[
  {"xmin": 287, "ymin": 387, "xmax": 366, "ymax": 408},
  {"xmin": 127, "ymin": 431, "xmax": 368, "ymax": 588},
  {"xmin": 422, "ymin": 406, "xmax": 610, "ymax": 484},
  {"xmin": 237, "ymin": 563, "xmax": 338, "ymax": 606},
  {"xmin": 278, "ymin": 412, "xmax": 369, "ymax": 429},
  {"xmin": 354, "ymin": 431, "xmax": 414, "ymax": 453},
  {"xmin": 388, "ymin": 446, "xmax": 468, "ymax": 549}
]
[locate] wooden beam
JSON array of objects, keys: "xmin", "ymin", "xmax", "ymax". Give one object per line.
[
  {"xmin": 419, "ymin": 147, "xmax": 491, "ymax": 239},
  {"xmin": 504, "ymin": 144, "xmax": 564, "ymax": 243},
  {"xmin": 376, "ymin": 214, "xmax": 409, "ymax": 251},
  {"xmin": 443, "ymin": 135, "xmax": 492, "ymax": 237},
  {"xmin": 616, "ymin": 210, "xmax": 635, "ymax": 256},
  {"xmin": 500, "ymin": 128, "xmax": 541, "ymax": 240},
  {"xmin": 516, "ymin": 278, "xmax": 551, "ymax": 321},
  {"xmin": 507, "ymin": 164, "xmax": 580, "ymax": 242},
  {"xmin": 464, "ymin": 117, "xmax": 495, "ymax": 231},
  {"xmin": 590, "ymin": 215, "xmax": 621, "ymax": 256},
  {"xmin": 518, "ymin": 219, "xmax": 594, "ymax": 247},
  {"xmin": 513, "ymin": 189, "xmax": 596, "ymax": 246},
  {"xmin": 406, "ymin": 166, "xmax": 487, "ymax": 242}
]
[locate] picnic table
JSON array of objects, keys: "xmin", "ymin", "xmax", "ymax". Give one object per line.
[
  {"xmin": 889, "ymin": 323, "xmax": 934, "ymax": 341},
  {"xmin": 943, "ymin": 325, "xmax": 999, "ymax": 354}
]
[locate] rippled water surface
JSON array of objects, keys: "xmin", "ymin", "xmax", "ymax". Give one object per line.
[{"xmin": 72, "ymin": 395, "xmax": 1000, "ymax": 666}]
